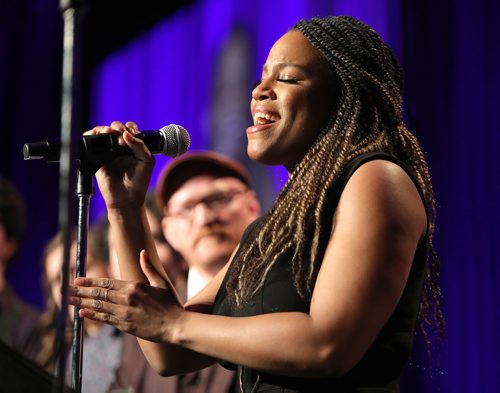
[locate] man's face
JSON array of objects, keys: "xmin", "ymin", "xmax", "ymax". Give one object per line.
[
  {"xmin": 0, "ymin": 224, "xmax": 16, "ymax": 270},
  {"xmin": 45, "ymin": 241, "xmax": 109, "ymax": 308},
  {"xmin": 145, "ymin": 208, "xmax": 188, "ymax": 278},
  {"xmin": 162, "ymin": 175, "xmax": 259, "ymax": 273}
]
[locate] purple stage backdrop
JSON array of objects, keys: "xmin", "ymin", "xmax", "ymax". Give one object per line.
[{"xmin": 0, "ymin": 0, "xmax": 498, "ymax": 392}]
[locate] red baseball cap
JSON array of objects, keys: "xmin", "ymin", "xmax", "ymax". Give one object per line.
[{"xmin": 155, "ymin": 151, "xmax": 253, "ymax": 210}]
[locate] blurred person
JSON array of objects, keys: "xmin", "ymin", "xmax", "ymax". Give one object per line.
[
  {"xmin": 37, "ymin": 221, "xmax": 171, "ymax": 392},
  {"xmin": 156, "ymin": 151, "xmax": 261, "ymax": 300},
  {"xmin": 0, "ymin": 176, "xmax": 40, "ymax": 361},
  {"xmin": 104, "ymin": 153, "xmax": 261, "ymax": 393},
  {"xmin": 155, "ymin": 151, "xmax": 261, "ymax": 392},
  {"xmin": 107, "ymin": 193, "xmax": 189, "ymax": 302}
]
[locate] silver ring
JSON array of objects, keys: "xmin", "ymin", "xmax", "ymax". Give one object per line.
[{"xmin": 104, "ymin": 289, "xmax": 109, "ymax": 302}]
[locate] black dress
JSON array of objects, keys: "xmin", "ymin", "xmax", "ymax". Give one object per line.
[{"xmin": 212, "ymin": 152, "xmax": 429, "ymax": 392}]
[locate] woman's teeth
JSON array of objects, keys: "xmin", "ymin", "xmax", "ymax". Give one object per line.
[{"xmin": 254, "ymin": 112, "xmax": 278, "ymax": 125}]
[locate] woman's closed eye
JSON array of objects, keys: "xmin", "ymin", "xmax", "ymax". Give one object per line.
[
  {"xmin": 254, "ymin": 75, "xmax": 300, "ymax": 88},
  {"xmin": 277, "ymin": 76, "xmax": 300, "ymax": 84}
]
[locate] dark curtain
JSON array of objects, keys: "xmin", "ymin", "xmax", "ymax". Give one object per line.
[
  {"xmin": 0, "ymin": 0, "xmax": 498, "ymax": 391},
  {"xmin": 402, "ymin": 1, "xmax": 500, "ymax": 391},
  {"xmin": 0, "ymin": 0, "xmax": 62, "ymax": 307}
]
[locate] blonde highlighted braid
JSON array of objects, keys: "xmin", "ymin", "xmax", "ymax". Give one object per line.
[{"xmin": 226, "ymin": 16, "xmax": 444, "ymax": 346}]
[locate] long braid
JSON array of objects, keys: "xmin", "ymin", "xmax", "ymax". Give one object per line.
[{"xmin": 226, "ymin": 16, "xmax": 444, "ymax": 347}]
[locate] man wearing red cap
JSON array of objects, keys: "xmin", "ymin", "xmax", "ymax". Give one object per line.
[{"xmin": 155, "ymin": 150, "xmax": 261, "ymax": 392}]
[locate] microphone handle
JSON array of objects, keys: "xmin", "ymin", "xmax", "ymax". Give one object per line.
[
  {"xmin": 133, "ymin": 131, "xmax": 165, "ymax": 153},
  {"xmin": 23, "ymin": 131, "xmax": 165, "ymax": 163}
]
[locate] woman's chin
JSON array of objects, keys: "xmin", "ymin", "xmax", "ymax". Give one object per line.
[{"xmin": 247, "ymin": 145, "xmax": 280, "ymax": 166}]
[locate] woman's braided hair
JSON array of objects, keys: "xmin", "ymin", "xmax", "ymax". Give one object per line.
[{"xmin": 225, "ymin": 16, "xmax": 444, "ymax": 345}]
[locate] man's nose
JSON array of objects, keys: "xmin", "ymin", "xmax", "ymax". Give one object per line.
[{"xmin": 191, "ymin": 202, "xmax": 218, "ymax": 227}]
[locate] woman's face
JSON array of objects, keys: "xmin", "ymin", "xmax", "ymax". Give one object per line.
[{"xmin": 247, "ymin": 29, "xmax": 336, "ymax": 171}]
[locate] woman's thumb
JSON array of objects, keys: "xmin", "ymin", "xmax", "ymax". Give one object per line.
[{"xmin": 140, "ymin": 249, "xmax": 167, "ymax": 288}]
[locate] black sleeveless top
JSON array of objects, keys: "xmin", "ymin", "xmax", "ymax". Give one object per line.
[{"xmin": 212, "ymin": 152, "xmax": 429, "ymax": 392}]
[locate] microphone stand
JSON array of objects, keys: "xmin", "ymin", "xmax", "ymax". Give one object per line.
[
  {"xmin": 66, "ymin": 153, "xmax": 119, "ymax": 393},
  {"xmin": 70, "ymin": 166, "xmax": 94, "ymax": 393},
  {"xmin": 53, "ymin": 1, "xmax": 86, "ymax": 392}
]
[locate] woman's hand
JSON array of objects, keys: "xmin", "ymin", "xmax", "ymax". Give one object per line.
[
  {"xmin": 85, "ymin": 120, "xmax": 155, "ymax": 210},
  {"xmin": 69, "ymin": 250, "xmax": 183, "ymax": 343}
]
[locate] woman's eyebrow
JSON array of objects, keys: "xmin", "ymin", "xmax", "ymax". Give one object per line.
[{"xmin": 262, "ymin": 62, "xmax": 308, "ymax": 73}]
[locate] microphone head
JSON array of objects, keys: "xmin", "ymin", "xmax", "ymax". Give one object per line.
[{"xmin": 159, "ymin": 124, "xmax": 190, "ymax": 157}]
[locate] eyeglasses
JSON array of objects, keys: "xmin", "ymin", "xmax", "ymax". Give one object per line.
[{"xmin": 166, "ymin": 189, "xmax": 248, "ymax": 221}]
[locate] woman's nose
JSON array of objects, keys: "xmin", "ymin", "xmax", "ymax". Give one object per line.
[{"xmin": 252, "ymin": 79, "xmax": 276, "ymax": 101}]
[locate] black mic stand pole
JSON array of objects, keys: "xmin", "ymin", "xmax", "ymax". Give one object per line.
[
  {"xmin": 70, "ymin": 166, "xmax": 94, "ymax": 393},
  {"xmin": 53, "ymin": 1, "xmax": 86, "ymax": 392}
]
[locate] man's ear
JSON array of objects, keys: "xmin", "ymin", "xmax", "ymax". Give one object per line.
[
  {"xmin": 0, "ymin": 237, "xmax": 18, "ymax": 265},
  {"xmin": 162, "ymin": 216, "xmax": 181, "ymax": 252}
]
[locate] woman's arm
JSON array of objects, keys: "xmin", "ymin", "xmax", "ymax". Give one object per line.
[
  {"xmin": 78, "ymin": 121, "xmax": 223, "ymax": 374},
  {"xmin": 73, "ymin": 159, "xmax": 426, "ymax": 378},
  {"xmin": 105, "ymin": 206, "xmax": 216, "ymax": 374},
  {"xmin": 160, "ymin": 160, "xmax": 427, "ymax": 377}
]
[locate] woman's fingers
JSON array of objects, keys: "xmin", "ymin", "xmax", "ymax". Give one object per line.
[
  {"xmin": 110, "ymin": 120, "xmax": 126, "ymax": 131},
  {"xmin": 83, "ymin": 129, "xmax": 98, "ymax": 136},
  {"xmin": 69, "ymin": 279, "xmax": 132, "ymax": 323},
  {"xmin": 83, "ymin": 121, "xmax": 136, "ymax": 135},
  {"xmin": 123, "ymin": 130, "xmax": 152, "ymax": 161},
  {"xmin": 71, "ymin": 294, "xmax": 110, "ymax": 312},
  {"xmin": 82, "ymin": 121, "xmax": 152, "ymax": 159},
  {"xmin": 125, "ymin": 121, "xmax": 139, "ymax": 134},
  {"xmin": 83, "ymin": 121, "xmax": 152, "ymax": 161},
  {"xmin": 70, "ymin": 274, "xmax": 180, "ymax": 342},
  {"xmin": 71, "ymin": 277, "xmax": 124, "ymax": 303},
  {"xmin": 79, "ymin": 308, "xmax": 118, "ymax": 324},
  {"xmin": 91, "ymin": 120, "xmax": 151, "ymax": 160},
  {"xmin": 73, "ymin": 276, "xmax": 116, "ymax": 289},
  {"xmin": 77, "ymin": 303, "xmax": 144, "ymax": 339}
]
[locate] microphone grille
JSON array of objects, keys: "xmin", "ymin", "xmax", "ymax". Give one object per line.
[{"xmin": 159, "ymin": 124, "xmax": 190, "ymax": 157}]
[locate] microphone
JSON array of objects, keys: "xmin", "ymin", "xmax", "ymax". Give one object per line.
[{"xmin": 23, "ymin": 124, "xmax": 191, "ymax": 164}]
